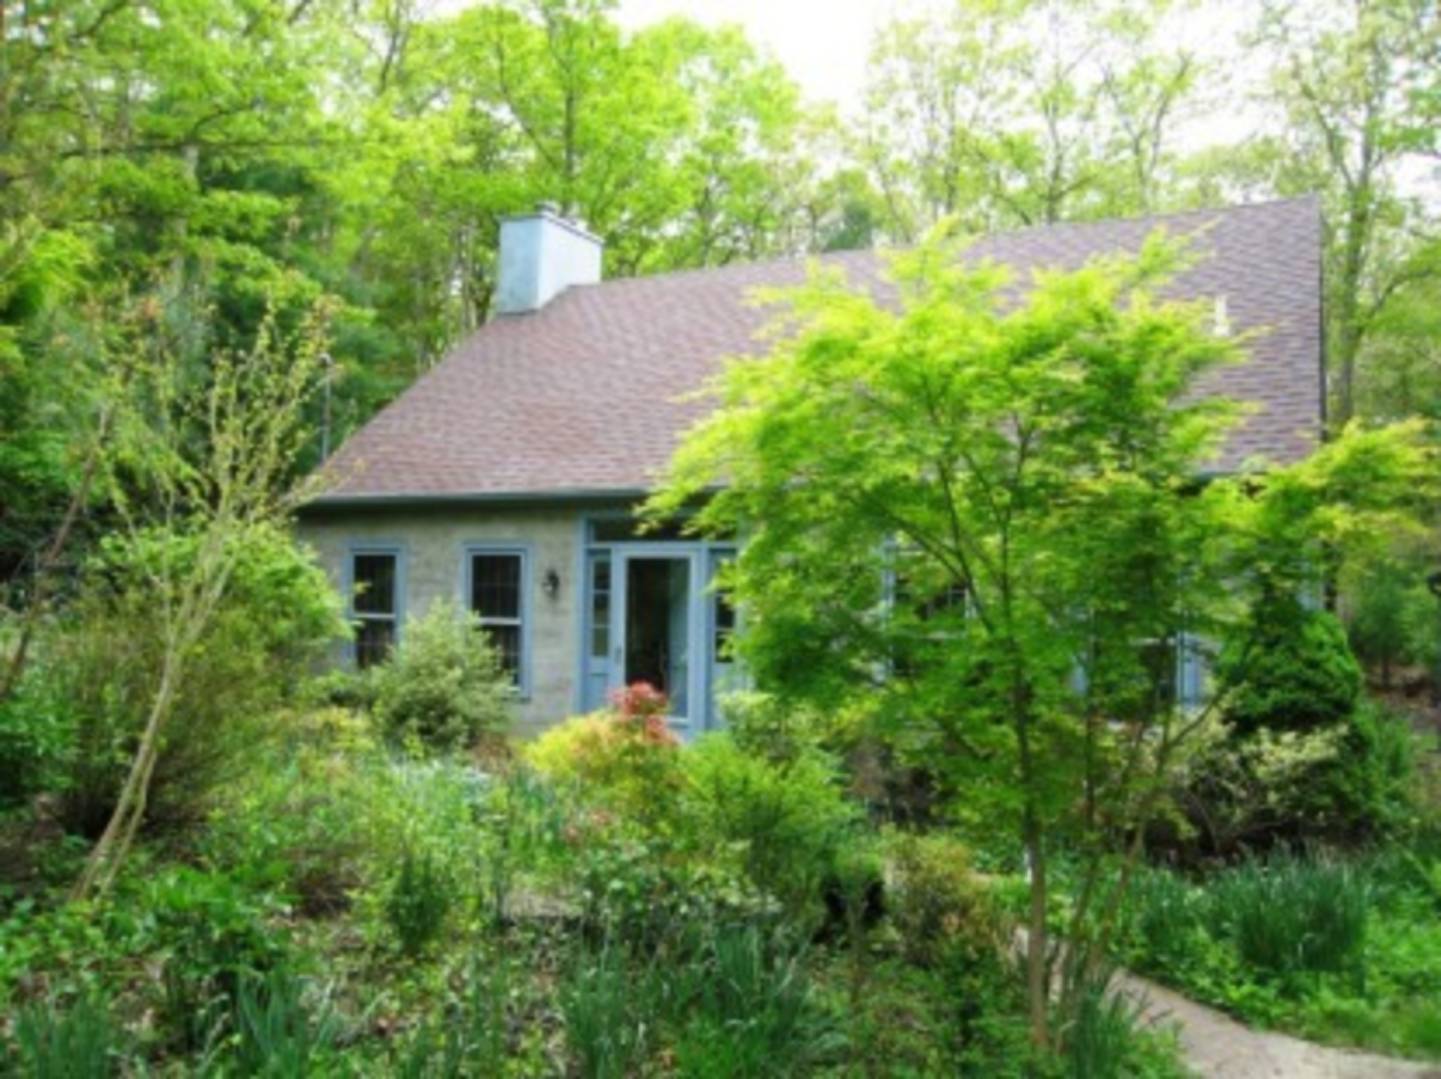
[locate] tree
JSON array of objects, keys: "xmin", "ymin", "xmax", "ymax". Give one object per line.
[
  {"xmin": 856, "ymin": 0, "xmax": 1204, "ymax": 240},
  {"xmin": 72, "ymin": 297, "xmax": 329, "ymax": 898},
  {"xmin": 1252, "ymin": 0, "xmax": 1441, "ymax": 426},
  {"xmin": 650, "ymin": 226, "xmax": 1436, "ymax": 1047}
]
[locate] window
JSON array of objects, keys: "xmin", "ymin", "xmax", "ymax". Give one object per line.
[
  {"xmin": 468, "ymin": 549, "xmax": 528, "ymax": 690},
  {"xmin": 351, "ymin": 551, "xmax": 399, "ymax": 669}
]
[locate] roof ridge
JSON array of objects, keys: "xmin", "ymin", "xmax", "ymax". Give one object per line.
[{"xmin": 553, "ymin": 195, "xmax": 1321, "ymax": 297}]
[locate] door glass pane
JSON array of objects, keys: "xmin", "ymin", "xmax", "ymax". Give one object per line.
[
  {"xmin": 624, "ymin": 557, "xmax": 690, "ymax": 718},
  {"xmin": 353, "ymin": 554, "xmax": 396, "ymax": 615},
  {"xmin": 471, "ymin": 554, "xmax": 521, "ymax": 619},
  {"xmin": 590, "ymin": 554, "xmax": 610, "ymax": 658}
]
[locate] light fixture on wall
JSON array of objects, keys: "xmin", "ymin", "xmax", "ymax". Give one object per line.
[{"xmin": 543, "ymin": 568, "xmax": 561, "ymax": 600}]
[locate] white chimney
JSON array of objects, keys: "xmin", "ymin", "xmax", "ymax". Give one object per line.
[{"xmin": 495, "ymin": 202, "xmax": 603, "ymax": 315}]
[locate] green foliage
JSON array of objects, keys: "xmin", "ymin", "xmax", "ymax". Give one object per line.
[
  {"xmin": 369, "ymin": 599, "xmax": 513, "ymax": 754},
  {"xmin": 385, "ymin": 849, "xmax": 456, "ymax": 958},
  {"xmin": 0, "ymin": 664, "xmax": 73, "ymax": 808},
  {"xmin": 887, "ymin": 831, "xmax": 1008, "ymax": 967},
  {"xmin": 672, "ymin": 924, "xmax": 826, "ymax": 1077},
  {"xmin": 1175, "ymin": 699, "xmax": 1418, "ymax": 855},
  {"xmin": 1210, "ymin": 854, "xmax": 1370, "ymax": 983},
  {"xmin": 678, "ymin": 734, "xmax": 859, "ymax": 916},
  {"xmin": 394, "ymin": 954, "xmax": 510, "ymax": 1076},
  {"xmin": 1218, "ymin": 593, "xmax": 1363, "ymax": 736},
  {"xmin": 560, "ymin": 946, "xmax": 651, "ymax": 1079},
  {"xmin": 13, "ymin": 994, "xmax": 117, "ymax": 1079},
  {"xmin": 1063, "ymin": 980, "xmax": 1183, "ymax": 1079},
  {"xmin": 1344, "ymin": 552, "xmax": 1439, "ymax": 683},
  {"xmin": 525, "ymin": 705, "xmax": 682, "ymax": 827},
  {"xmin": 144, "ymin": 866, "xmax": 289, "ymax": 1049},
  {"xmin": 26, "ymin": 525, "xmax": 344, "ymax": 836},
  {"xmin": 230, "ymin": 969, "xmax": 343, "ymax": 1076}
]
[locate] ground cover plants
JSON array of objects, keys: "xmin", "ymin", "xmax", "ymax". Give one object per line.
[
  {"xmin": 1116, "ymin": 840, "xmax": 1441, "ymax": 1061},
  {"xmin": 0, "ymin": 604, "xmax": 1189, "ymax": 1075}
]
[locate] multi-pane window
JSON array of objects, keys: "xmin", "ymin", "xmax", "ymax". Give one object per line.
[
  {"xmin": 352, "ymin": 552, "xmax": 398, "ymax": 669},
  {"xmin": 470, "ymin": 550, "xmax": 526, "ymax": 689}
]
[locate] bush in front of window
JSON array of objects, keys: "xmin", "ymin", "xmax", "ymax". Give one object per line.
[{"xmin": 369, "ymin": 598, "xmax": 513, "ymax": 754}]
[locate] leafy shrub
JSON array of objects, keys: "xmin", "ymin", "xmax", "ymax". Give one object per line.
[
  {"xmin": 0, "ymin": 668, "xmax": 73, "ymax": 809},
  {"xmin": 13, "ymin": 994, "xmax": 117, "ymax": 1079},
  {"xmin": 370, "ymin": 598, "xmax": 512, "ymax": 753},
  {"xmin": 1208, "ymin": 854, "xmax": 1369, "ymax": 982},
  {"xmin": 1343, "ymin": 552, "xmax": 1438, "ymax": 686},
  {"xmin": 888, "ymin": 831, "xmax": 1007, "ymax": 967},
  {"xmin": 1329, "ymin": 699, "xmax": 1418, "ymax": 838},
  {"xmin": 143, "ymin": 866, "xmax": 289, "ymax": 1049},
  {"xmin": 1217, "ymin": 592, "xmax": 1362, "ymax": 736},
  {"xmin": 525, "ymin": 684, "xmax": 681, "ymax": 824},
  {"xmin": 678, "ymin": 734, "xmax": 858, "ymax": 915},
  {"xmin": 200, "ymin": 719, "xmax": 380, "ymax": 916},
  {"xmin": 29, "ymin": 525, "xmax": 344, "ymax": 835},
  {"xmin": 1174, "ymin": 701, "xmax": 1418, "ymax": 856},
  {"xmin": 385, "ymin": 848, "xmax": 456, "ymax": 957},
  {"xmin": 574, "ymin": 826, "xmax": 745, "ymax": 949}
]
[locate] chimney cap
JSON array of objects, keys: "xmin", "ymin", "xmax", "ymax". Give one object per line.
[{"xmin": 536, "ymin": 199, "xmax": 561, "ymax": 216}]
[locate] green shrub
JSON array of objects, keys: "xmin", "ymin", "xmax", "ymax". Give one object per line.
[
  {"xmin": 677, "ymin": 734, "xmax": 858, "ymax": 918},
  {"xmin": 1208, "ymin": 854, "xmax": 1369, "ymax": 982},
  {"xmin": 1174, "ymin": 699, "xmax": 1418, "ymax": 855},
  {"xmin": 1330, "ymin": 699, "xmax": 1418, "ymax": 838},
  {"xmin": 27, "ymin": 525, "xmax": 345, "ymax": 836},
  {"xmin": 888, "ymin": 831, "xmax": 1007, "ymax": 967},
  {"xmin": 1343, "ymin": 552, "xmax": 1438, "ymax": 686},
  {"xmin": 13, "ymin": 994, "xmax": 117, "ymax": 1079},
  {"xmin": 385, "ymin": 848, "xmax": 456, "ymax": 957},
  {"xmin": 141, "ymin": 866, "xmax": 290, "ymax": 1049},
  {"xmin": 370, "ymin": 599, "xmax": 512, "ymax": 753},
  {"xmin": 525, "ymin": 687, "xmax": 681, "ymax": 827},
  {"xmin": 0, "ymin": 668, "xmax": 74, "ymax": 809},
  {"xmin": 1121, "ymin": 866, "xmax": 1209, "ymax": 972},
  {"xmin": 200, "ymin": 718, "xmax": 382, "ymax": 916},
  {"xmin": 1217, "ymin": 593, "xmax": 1362, "ymax": 736}
]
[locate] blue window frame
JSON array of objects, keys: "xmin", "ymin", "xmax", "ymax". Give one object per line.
[
  {"xmin": 464, "ymin": 544, "xmax": 532, "ymax": 697},
  {"xmin": 346, "ymin": 543, "xmax": 406, "ymax": 669}
]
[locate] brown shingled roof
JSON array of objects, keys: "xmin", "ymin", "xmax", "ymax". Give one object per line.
[{"xmin": 311, "ymin": 197, "xmax": 1323, "ymax": 504}]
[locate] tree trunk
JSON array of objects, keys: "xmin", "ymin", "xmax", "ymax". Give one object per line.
[
  {"xmin": 72, "ymin": 654, "xmax": 180, "ymax": 899},
  {"xmin": 1024, "ymin": 811, "xmax": 1050, "ymax": 1049}
]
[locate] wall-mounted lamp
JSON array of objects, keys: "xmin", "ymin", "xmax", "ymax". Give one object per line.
[{"xmin": 543, "ymin": 568, "xmax": 561, "ymax": 600}]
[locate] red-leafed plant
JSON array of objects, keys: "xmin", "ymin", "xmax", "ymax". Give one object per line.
[{"xmin": 609, "ymin": 682, "xmax": 677, "ymax": 746}]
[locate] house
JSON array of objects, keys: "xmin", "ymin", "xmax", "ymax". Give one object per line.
[{"xmin": 297, "ymin": 197, "xmax": 1324, "ymax": 738}]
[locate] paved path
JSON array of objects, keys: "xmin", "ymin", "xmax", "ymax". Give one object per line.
[{"xmin": 1115, "ymin": 970, "xmax": 1441, "ymax": 1078}]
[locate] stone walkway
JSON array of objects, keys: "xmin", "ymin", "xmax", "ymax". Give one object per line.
[{"xmin": 1115, "ymin": 970, "xmax": 1441, "ymax": 1078}]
